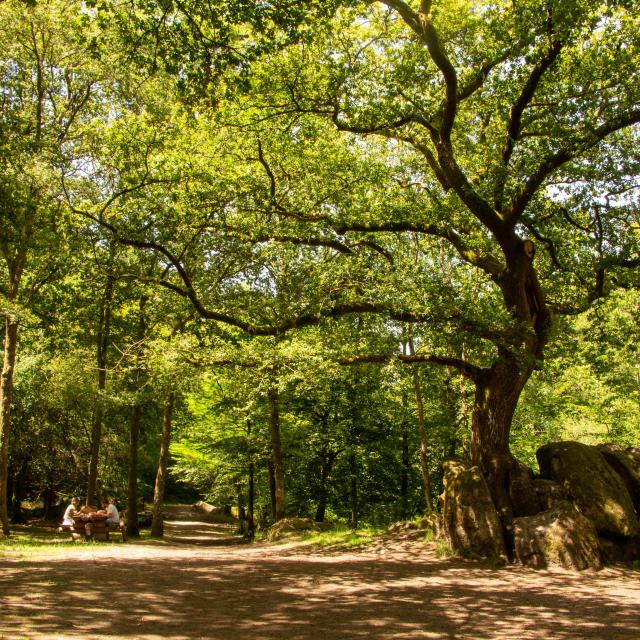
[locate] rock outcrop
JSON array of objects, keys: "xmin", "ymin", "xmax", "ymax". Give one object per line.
[
  {"xmin": 532, "ymin": 478, "xmax": 568, "ymax": 511},
  {"xmin": 441, "ymin": 460, "xmax": 508, "ymax": 561},
  {"xmin": 597, "ymin": 444, "xmax": 640, "ymax": 513},
  {"xmin": 440, "ymin": 441, "xmax": 640, "ymax": 569},
  {"xmin": 537, "ymin": 441, "xmax": 639, "ymax": 537},
  {"xmin": 512, "ymin": 502, "xmax": 603, "ymax": 570},
  {"xmin": 508, "ymin": 462, "xmax": 540, "ymax": 517}
]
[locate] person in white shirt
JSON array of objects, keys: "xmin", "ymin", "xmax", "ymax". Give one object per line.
[
  {"xmin": 62, "ymin": 497, "xmax": 80, "ymax": 526},
  {"xmin": 102, "ymin": 498, "xmax": 120, "ymax": 526},
  {"xmin": 106, "ymin": 499, "xmax": 120, "ymax": 525}
]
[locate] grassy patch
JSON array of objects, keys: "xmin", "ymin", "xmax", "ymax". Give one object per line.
[
  {"xmin": 300, "ymin": 525, "xmax": 384, "ymax": 550},
  {"xmin": 0, "ymin": 523, "xmax": 139, "ymax": 558},
  {"xmin": 434, "ymin": 538, "xmax": 455, "ymax": 558}
]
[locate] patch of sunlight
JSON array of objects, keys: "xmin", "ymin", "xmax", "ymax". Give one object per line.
[
  {"xmin": 301, "ymin": 525, "xmax": 384, "ymax": 550},
  {"xmin": 562, "ymin": 418, "xmax": 610, "ymax": 444}
]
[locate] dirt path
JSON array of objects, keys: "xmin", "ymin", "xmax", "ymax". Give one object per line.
[{"xmin": 1, "ymin": 506, "xmax": 639, "ymax": 640}]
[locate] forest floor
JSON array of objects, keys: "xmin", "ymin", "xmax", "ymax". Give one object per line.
[{"xmin": 1, "ymin": 505, "xmax": 639, "ymax": 640}]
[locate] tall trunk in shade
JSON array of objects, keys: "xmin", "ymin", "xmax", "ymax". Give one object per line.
[
  {"xmin": 267, "ymin": 385, "xmax": 285, "ymax": 521},
  {"xmin": 407, "ymin": 335, "xmax": 433, "ymax": 515},
  {"xmin": 0, "ymin": 318, "xmax": 18, "ymax": 536},
  {"xmin": 125, "ymin": 296, "xmax": 147, "ymax": 539},
  {"xmin": 268, "ymin": 461, "xmax": 277, "ymax": 523},
  {"xmin": 86, "ymin": 267, "xmax": 114, "ymax": 507},
  {"xmin": 125, "ymin": 403, "xmax": 142, "ymax": 538},
  {"xmin": 467, "ymin": 241, "xmax": 551, "ymax": 520},
  {"xmin": 314, "ymin": 450, "xmax": 337, "ymax": 523},
  {"xmin": 247, "ymin": 460, "xmax": 255, "ymax": 538},
  {"xmin": 246, "ymin": 419, "xmax": 255, "ymax": 538},
  {"xmin": 349, "ymin": 451, "xmax": 358, "ymax": 530},
  {"xmin": 470, "ymin": 357, "xmax": 532, "ymax": 519},
  {"xmin": 151, "ymin": 387, "xmax": 175, "ymax": 537}
]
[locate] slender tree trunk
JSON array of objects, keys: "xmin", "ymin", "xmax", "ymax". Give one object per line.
[
  {"xmin": 315, "ymin": 490, "xmax": 328, "ymax": 523},
  {"xmin": 86, "ymin": 272, "xmax": 114, "ymax": 507},
  {"xmin": 0, "ymin": 318, "xmax": 18, "ymax": 536},
  {"xmin": 126, "ymin": 404, "xmax": 142, "ymax": 538},
  {"xmin": 151, "ymin": 387, "xmax": 175, "ymax": 537},
  {"xmin": 407, "ymin": 336, "xmax": 433, "ymax": 515},
  {"xmin": 236, "ymin": 485, "xmax": 246, "ymax": 534},
  {"xmin": 347, "ymin": 378, "xmax": 360, "ymax": 530},
  {"xmin": 246, "ymin": 419, "xmax": 255, "ymax": 538},
  {"xmin": 6, "ymin": 473, "xmax": 13, "ymax": 520},
  {"xmin": 42, "ymin": 487, "xmax": 55, "ymax": 520},
  {"xmin": 10, "ymin": 465, "xmax": 27, "ymax": 524},
  {"xmin": 400, "ymin": 428, "xmax": 410, "ymax": 519},
  {"xmin": 268, "ymin": 461, "xmax": 276, "ymax": 522},
  {"xmin": 349, "ymin": 451, "xmax": 358, "ymax": 530},
  {"xmin": 314, "ymin": 451, "xmax": 337, "ymax": 523},
  {"xmin": 267, "ymin": 386, "xmax": 285, "ymax": 521},
  {"xmin": 247, "ymin": 460, "xmax": 255, "ymax": 537},
  {"xmin": 126, "ymin": 297, "xmax": 147, "ymax": 539}
]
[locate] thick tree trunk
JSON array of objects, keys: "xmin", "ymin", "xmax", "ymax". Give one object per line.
[
  {"xmin": 126, "ymin": 403, "xmax": 142, "ymax": 538},
  {"xmin": 267, "ymin": 386, "xmax": 285, "ymax": 521},
  {"xmin": 151, "ymin": 388, "xmax": 175, "ymax": 537},
  {"xmin": 469, "ymin": 243, "xmax": 551, "ymax": 518},
  {"xmin": 470, "ymin": 357, "xmax": 531, "ymax": 521},
  {"xmin": 86, "ymin": 273, "xmax": 114, "ymax": 507},
  {"xmin": 0, "ymin": 318, "xmax": 18, "ymax": 536}
]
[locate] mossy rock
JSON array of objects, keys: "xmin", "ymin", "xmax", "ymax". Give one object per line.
[
  {"xmin": 513, "ymin": 502, "xmax": 603, "ymax": 570},
  {"xmin": 508, "ymin": 462, "xmax": 540, "ymax": 517},
  {"xmin": 537, "ymin": 441, "xmax": 638, "ymax": 537},
  {"xmin": 441, "ymin": 459, "xmax": 508, "ymax": 561},
  {"xmin": 598, "ymin": 444, "xmax": 640, "ymax": 513},
  {"xmin": 533, "ymin": 478, "xmax": 568, "ymax": 511},
  {"xmin": 266, "ymin": 518, "xmax": 333, "ymax": 541}
]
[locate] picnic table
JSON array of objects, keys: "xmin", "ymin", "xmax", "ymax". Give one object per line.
[{"xmin": 59, "ymin": 512, "xmax": 126, "ymax": 542}]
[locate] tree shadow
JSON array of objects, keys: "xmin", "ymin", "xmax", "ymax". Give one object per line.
[{"xmin": 1, "ymin": 544, "xmax": 638, "ymax": 639}]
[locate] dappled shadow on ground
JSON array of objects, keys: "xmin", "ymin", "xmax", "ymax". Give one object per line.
[
  {"xmin": 1, "ymin": 512, "xmax": 638, "ymax": 640},
  {"xmin": 162, "ymin": 519, "xmax": 245, "ymax": 546}
]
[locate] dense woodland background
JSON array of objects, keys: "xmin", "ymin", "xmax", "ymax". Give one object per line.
[{"xmin": 0, "ymin": 0, "xmax": 638, "ymax": 540}]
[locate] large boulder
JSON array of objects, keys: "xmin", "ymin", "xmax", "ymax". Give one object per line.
[
  {"xmin": 537, "ymin": 441, "xmax": 639, "ymax": 537},
  {"xmin": 598, "ymin": 534, "xmax": 640, "ymax": 564},
  {"xmin": 508, "ymin": 462, "xmax": 540, "ymax": 517},
  {"xmin": 512, "ymin": 502, "xmax": 602, "ymax": 570},
  {"xmin": 598, "ymin": 444, "xmax": 640, "ymax": 513},
  {"xmin": 441, "ymin": 459, "xmax": 508, "ymax": 561},
  {"xmin": 533, "ymin": 478, "xmax": 568, "ymax": 511}
]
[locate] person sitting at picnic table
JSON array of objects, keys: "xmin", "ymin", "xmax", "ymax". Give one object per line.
[
  {"xmin": 62, "ymin": 497, "xmax": 80, "ymax": 526},
  {"xmin": 101, "ymin": 497, "xmax": 120, "ymax": 526}
]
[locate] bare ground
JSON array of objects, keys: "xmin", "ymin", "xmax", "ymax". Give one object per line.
[{"xmin": 1, "ymin": 506, "xmax": 639, "ymax": 640}]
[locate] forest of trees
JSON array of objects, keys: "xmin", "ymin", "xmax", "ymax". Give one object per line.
[{"xmin": 1, "ymin": 0, "xmax": 638, "ymax": 545}]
